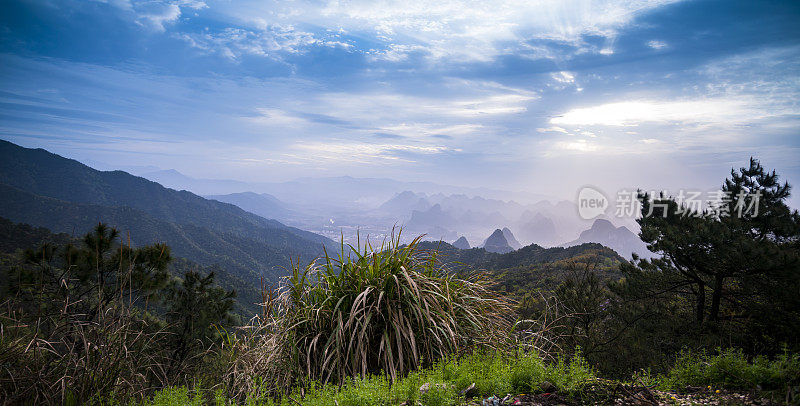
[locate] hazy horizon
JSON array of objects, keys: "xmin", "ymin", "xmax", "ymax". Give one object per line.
[{"xmin": 2, "ymin": 0, "xmax": 800, "ymax": 208}]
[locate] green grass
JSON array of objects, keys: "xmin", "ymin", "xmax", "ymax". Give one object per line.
[
  {"xmin": 658, "ymin": 348, "xmax": 800, "ymax": 394},
  {"xmin": 138, "ymin": 350, "xmax": 595, "ymax": 406},
  {"xmin": 135, "ymin": 348, "xmax": 800, "ymax": 405}
]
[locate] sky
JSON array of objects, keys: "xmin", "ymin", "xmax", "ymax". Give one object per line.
[{"xmin": 1, "ymin": 0, "xmax": 799, "ymax": 207}]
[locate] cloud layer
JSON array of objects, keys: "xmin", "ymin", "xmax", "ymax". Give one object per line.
[{"xmin": 1, "ymin": 0, "xmax": 799, "ymax": 206}]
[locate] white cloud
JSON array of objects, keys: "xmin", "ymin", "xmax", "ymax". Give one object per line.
[
  {"xmin": 553, "ymin": 139, "xmax": 597, "ymax": 152},
  {"xmin": 176, "ymin": 0, "xmax": 206, "ymax": 10},
  {"xmin": 647, "ymin": 40, "xmax": 667, "ymax": 49},
  {"xmin": 379, "ymin": 123, "xmax": 485, "ymax": 138},
  {"xmin": 178, "ymin": 26, "xmax": 326, "ymax": 59},
  {"xmin": 213, "ymin": 0, "xmax": 684, "ymax": 62},
  {"xmin": 135, "ymin": 2, "xmax": 181, "ymax": 31},
  {"xmin": 317, "ymin": 91, "xmax": 535, "ymax": 124},
  {"xmin": 550, "ymin": 97, "xmax": 778, "ymax": 126},
  {"xmin": 536, "ymin": 126, "xmax": 569, "ymax": 134},
  {"xmin": 289, "ymin": 141, "xmax": 449, "ymax": 164},
  {"xmin": 93, "ymin": 0, "xmax": 208, "ymax": 32},
  {"xmin": 98, "ymin": 0, "xmax": 208, "ymax": 32},
  {"xmin": 551, "ymin": 71, "xmax": 575, "ymax": 84},
  {"xmin": 249, "ymin": 108, "xmax": 310, "ymax": 127}
]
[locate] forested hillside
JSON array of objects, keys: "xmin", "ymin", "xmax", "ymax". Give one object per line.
[
  {"xmin": 0, "ymin": 141, "xmax": 334, "ymax": 306},
  {"xmin": 419, "ymin": 240, "xmax": 622, "ymax": 282},
  {"xmin": 0, "ymin": 217, "xmax": 261, "ymax": 317}
]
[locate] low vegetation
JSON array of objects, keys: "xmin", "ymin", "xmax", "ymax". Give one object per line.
[
  {"xmin": 0, "ymin": 224, "xmax": 236, "ymax": 404},
  {"xmin": 1, "ymin": 157, "xmax": 799, "ymax": 405},
  {"xmin": 658, "ymin": 348, "xmax": 800, "ymax": 395},
  {"xmin": 124, "ymin": 349, "xmax": 800, "ymax": 405}
]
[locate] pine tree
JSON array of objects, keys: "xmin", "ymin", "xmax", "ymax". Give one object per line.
[
  {"xmin": 8, "ymin": 223, "xmax": 172, "ymax": 323},
  {"xmin": 630, "ymin": 158, "xmax": 800, "ymax": 331}
]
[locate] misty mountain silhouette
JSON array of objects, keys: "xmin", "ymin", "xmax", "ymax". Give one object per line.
[
  {"xmin": 452, "ymin": 236, "xmax": 470, "ymax": 249},
  {"xmin": 562, "ymin": 218, "xmax": 653, "ymax": 259},
  {"xmin": 501, "ymin": 227, "xmax": 522, "ymax": 250},
  {"xmin": 482, "ymin": 228, "xmax": 513, "ymax": 254}
]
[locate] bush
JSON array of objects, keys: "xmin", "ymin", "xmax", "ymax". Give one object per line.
[
  {"xmin": 448, "ymin": 351, "xmax": 512, "ymax": 397},
  {"xmin": 660, "ymin": 348, "xmax": 800, "ymax": 401},
  {"xmin": 224, "ymin": 233, "xmax": 512, "ymax": 399},
  {"xmin": 544, "ymin": 351, "xmax": 595, "ymax": 396},
  {"xmin": 509, "ymin": 353, "xmax": 547, "ymax": 393}
]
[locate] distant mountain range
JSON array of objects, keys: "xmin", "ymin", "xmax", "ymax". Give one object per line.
[
  {"xmin": 141, "ymin": 169, "xmax": 534, "ymax": 208},
  {"xmin": 0, "ymin": 139, "xmax": 652, "ymax": 318},
  {"xmin": 517, "ymin": 211, "xmax": 560, "ymax": 247},
  {"xmin": 0, "ymin": 140, "xmax": 335, "ymax": 313},
  {"xmin": 561, "ymin": 218, "xmax": 653, "ymax": 259},
  {"xmin": 380, "ymin": 191, "xmax": 600, "ymax": 248},
  {"xmin": 199, "ymin": 184, "xmax": 653, "ymax": 260},
  {"xmin": 206, "ymin": 192, "xmax": 290, "ymax": 222},
  {"xmin": 140, "ymin": 174, "xmax": 649, "ymax": 259}
]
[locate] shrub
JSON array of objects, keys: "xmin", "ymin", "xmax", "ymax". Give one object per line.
[
  {"xmin": 448, "ymin": 350, "xmax": 512, "ymax": 397},
  {"xmin": 0, "ymin": 224, "xmax": 235, "ymax": 405},
  {"xmin": 509, "ymin": 352, "xmax": 547, "ymax": 392},
  {"xmin": 660, "ymin": 348, "xmax": 800, "ymax": 402},
  {"xmin": 544, "ymin": 350, "xmax": 595, "ymax": 396},
  {"xmin": 224, "ymin": 233, "xmax": 512, "ymax": 399},
  {"xmin": 419, "ymin": 384, "xmax": 456, "ymax": 406}
]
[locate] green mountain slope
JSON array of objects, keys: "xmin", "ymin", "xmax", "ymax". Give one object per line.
[
  {"xmin": 0, "ymin": 140, "xmax": 329, "ymax": 247},
  {"xmin": 417, "ymin": 240, "xmax": 625, "ymax": 295},
  {"xmin": 419, "ymin": 240, "xmax": 622, "ymax": 269},
  {"xmin": 0, "ymin": 183, "xmax": 298, "ymax": 281},
  {"xmin": 0, "ymin": 140, "xmax": 337, "ymax": 313}
]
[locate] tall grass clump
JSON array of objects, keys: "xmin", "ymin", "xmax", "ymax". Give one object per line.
[{"xmin": 224, "ymin": 233, "xmax": 512, "ymax": 400}]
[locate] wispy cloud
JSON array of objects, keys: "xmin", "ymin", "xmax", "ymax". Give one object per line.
[
  {"xmin": 211, "ymin": 0, "xmax": 684, "ymax": 63},
  {"xmin": 178, "ymin": 26, "xmax": 352, "ymax": 60},
  {"xmin": 288, "ymin": 141, "xmax": 451, "ymax": 164},
  {"xmin": 315, "ymin": 90, "xmax": 536, "ymax": 125}
]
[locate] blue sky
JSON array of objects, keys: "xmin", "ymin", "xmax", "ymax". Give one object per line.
[{"xmin": 1, "ymin": 0, "xmax": 799, "ymax": 206}]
